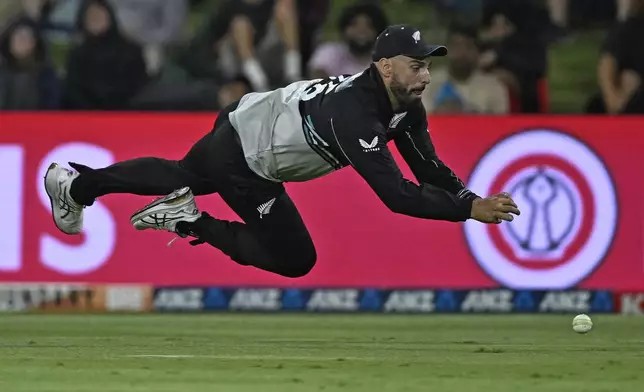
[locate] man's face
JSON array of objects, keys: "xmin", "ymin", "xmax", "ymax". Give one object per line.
[
  {"xmin": 388, "ymin": 56, "xmax": 431, "ymax": 107},
  {"xmin": 447, "ymin": 33, "xmax": 478, "ymax": 78},
  {"xmin": 84, "ymin": 3, "xmax": 111, "ymax": 36},
  {"xmin": 344, "ymin": 14, "xmax": 378, "ymax": 55},
  {"xmin": 10, "ymin": 25, "xmax": 36, "ymax": 60}
]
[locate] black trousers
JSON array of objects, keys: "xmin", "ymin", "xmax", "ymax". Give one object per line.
[{"xmin": 69, "ymin": 104, "xmax": 316, "ymax": 278}]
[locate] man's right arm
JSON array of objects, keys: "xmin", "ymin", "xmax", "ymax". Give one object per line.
[{"xmin": 328, "ymin": 113, "xmax": 473, "ymax": 222}]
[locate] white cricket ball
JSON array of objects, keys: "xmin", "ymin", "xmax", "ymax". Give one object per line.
[{"xmin": 572, "ymin": 314, "xmax": 593, "ymax": 334}]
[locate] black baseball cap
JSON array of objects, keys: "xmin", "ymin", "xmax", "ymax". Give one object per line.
[{"xmin": 372, "ymin": 24, "xmax": 447, "ymax": 61}]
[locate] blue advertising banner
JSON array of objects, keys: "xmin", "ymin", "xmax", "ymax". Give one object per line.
[{"xmin": 152, "ymin": 287, "xmax": 615, "ymax": 313}]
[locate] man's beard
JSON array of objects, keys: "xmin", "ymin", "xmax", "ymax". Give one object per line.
[{"xmin": 390, "ymin": 77, "xmax": 418, "ymax": 109}]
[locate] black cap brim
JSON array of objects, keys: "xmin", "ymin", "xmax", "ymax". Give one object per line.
[{"xmin": 405, "ymin": 44, "xmax": 448, "ymax": 59}]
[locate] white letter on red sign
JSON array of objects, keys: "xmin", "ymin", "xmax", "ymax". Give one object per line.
[{"xmin": 0, "ymin": 145, "xmax": 24, "ymax": 272}]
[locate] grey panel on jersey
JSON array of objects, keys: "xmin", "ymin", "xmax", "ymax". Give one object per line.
[{"xmin": 228, "ymin": 80, "xmax": 338, "ymax": 183}]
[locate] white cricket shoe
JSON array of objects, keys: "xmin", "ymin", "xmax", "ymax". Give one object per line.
[
  {"xmin": 130, "ymin": 187, "xmax": 201, "ymax": 234},
  {"xmin": 44, "ymin": 163, "xmax": 84, "ymax": 235}
]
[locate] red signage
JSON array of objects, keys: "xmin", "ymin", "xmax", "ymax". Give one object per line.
[{"xmin": 0, "ymin": 113, "xmax": 642, "ymax": 290}]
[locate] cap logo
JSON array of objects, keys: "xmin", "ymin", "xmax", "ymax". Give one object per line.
[{"xmin": 412, "ymin": 31, "xmax": 421, "ymax": 43}]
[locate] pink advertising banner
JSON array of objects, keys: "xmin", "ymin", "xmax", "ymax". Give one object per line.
[{"xmin": 0, "ymin": 113, "xmax": 642, "ymax": 290}]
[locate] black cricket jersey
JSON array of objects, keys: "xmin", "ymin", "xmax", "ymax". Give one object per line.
[{"xmin": 228, "ymin": 64, "xmax": 479, "ymax": 222}]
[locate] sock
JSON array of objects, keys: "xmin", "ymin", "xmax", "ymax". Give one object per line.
[
  {"xmin": 284, "ymin": 50, "xmax": 301, "ymax": 82},
  {"xmin": 68, "ymin": 177, "xmax": 93, "ymax": 207},
  {"xmin": 242, "ymin": 58, "xmax": 268, "ymax": 91},
  {"xmin": 67, "ymin": 162, "xmax": 96, "ymax": 206}
]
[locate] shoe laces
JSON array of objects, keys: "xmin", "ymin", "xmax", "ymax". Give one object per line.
[
  {"xmin": 142, "ymin": 196, "xmax": 199, "ymax": 247},
  {"xmin": 167, "ymin": 237, "xmax": 179, "ymax": 247},
  {"xmin": 59, "ymin": 190, "xmax": 82, "ymax": 214},
  {"xmin": 167, "ymin": 231, "xmax": 203, "ymax": 247}
]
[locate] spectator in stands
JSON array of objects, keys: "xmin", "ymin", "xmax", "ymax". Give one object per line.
[
  {"xmin": 431, "ymin": 0, "xmax": 483, "ymax": 26},
  {"xmin": 177, "ymin": 0, "xmax": 301, "ymax": 92},
  {"xmin": 478, "ymin": 0, "xmax": 550, "ymax": 113},
  {"xmin": 307, "ymin": 1, "xmax": 388, "ymax": 79},
  {"xmin": 0, "ymin": 17, "xmax": 60, "ymax": 110},
  {"xmin": 422, "ymin": 23, "xmax": 508, "ymax": 114},
  {"xmin": 217, "ymin": 75, "xmax": 253, "ymax": 109},
  {"xmin": 61, "ymin": 0, "xmax": 148, "ymax": 110},
  {"xmin": 588, "ymin": 0, "xmax": 644, "ymax": 114},
  {"xmin": 129, "ymin": 72, "xmax": 251, "ymax": 112},
  {"xmin": 548, "ymin": 0, "xmax": 634, "ymax": 37},
  {"xmin": 296, "ymin": 0, "xmax": 331, "ymax": 78},
  {"xmin": 110, "ymin": 0, "xmax": 189, "ymax": 75}
]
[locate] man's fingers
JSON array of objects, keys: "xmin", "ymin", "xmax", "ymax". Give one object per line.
[
  {"xmin": 494, "ymin": 211, "xmax": 514, "ymax": 222},
  {"xmin": 495, "ymin": 201, "xmax": 519, "ymax": 213},
  {"xmin": 478, "ymin": 195, "xmax": 519, "ymax": 223},
  {"xmin": 496, "ymin": 197, "xmax": 517, "ymax": 208},
  {"xmin": 499, "ymin": 204, "xmax": 521, "ymax": 215}
]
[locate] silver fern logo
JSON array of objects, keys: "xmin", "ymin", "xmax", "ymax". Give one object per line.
[
  {"xmin": 388, "ymin": 112, "xmax": 407, "ymax": 129},
  {"xmin": 257, "ymin": 198, "xmax": 276, "ymax": 219}
]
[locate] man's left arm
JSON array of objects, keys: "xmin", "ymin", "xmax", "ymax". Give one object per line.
[{"xmin": 394, "ymin": 117, "xmax": 480, "ymax": 201}]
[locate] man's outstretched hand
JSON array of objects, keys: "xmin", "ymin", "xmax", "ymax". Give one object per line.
[{"xmin": 470, "ymin": 192, "xmax": 520, "ymax": 224}]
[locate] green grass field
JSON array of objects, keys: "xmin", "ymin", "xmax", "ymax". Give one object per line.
[{"xmin": 1, "ymin": 314, "xmax": 642, "ymax": 391}]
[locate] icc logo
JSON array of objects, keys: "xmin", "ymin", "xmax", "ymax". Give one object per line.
[{"xmin": 464, "ymin": 129, "xmax": 618, "ymax": 289}]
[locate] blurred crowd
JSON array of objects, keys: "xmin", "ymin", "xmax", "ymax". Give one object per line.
[{"xmin": 0, "ymin": 0, "xmax": 642, "ymax": 114}]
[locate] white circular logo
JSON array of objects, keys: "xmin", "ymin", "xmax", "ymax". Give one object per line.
[{"xmin": 464, "ymin": 129, "xmax": 618, "ymax": 289}]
